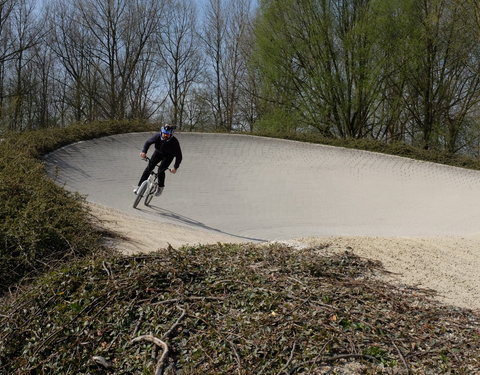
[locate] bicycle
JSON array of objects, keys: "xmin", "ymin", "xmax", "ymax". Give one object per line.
[{"xmin": 133, "ymin": 157, "xmax": 168, "ymax": 208}]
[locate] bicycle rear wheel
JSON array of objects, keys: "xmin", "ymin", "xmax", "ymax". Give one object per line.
[{"xmin": 133, "ymin": 180, "xmax": 148, "ymax": 208}]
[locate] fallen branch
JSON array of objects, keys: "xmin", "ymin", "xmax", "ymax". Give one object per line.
[
  {"xmin": 276, "ymin": 342, "xmax": 296, "ymax": 375},
  {"xmin": 131, "ymin": 335, "xmax": 169, "ymax": 375},
  {"xmin": 132, "ymin": 311, "xmax": 144, "ymax": 337},
  {"xmin": 151, "ymin": 296, "xmax": 224, "ymax": 306},
  {"xmin": 102, "ymin": 261, "xmax": 112, "ymax": 277},
  {"xmin": 322, "ymin": 353, "xmax": 377, "ymax": 363},
  {"xmin": 133, "ymin": 308, "xmax": 187, "ymax": 374},
  {"xmin": 227, "ymin": 339, "xmax": 243, "ymax": 375},
  {"xmin": 391, "ymin": 337, "xmax": 410, "ymax": 374},
  {"xmin": 289, "ymin": 351, "xmax": 378, "ymax": 373},
  {"xmin": 92, "ymin": 356, "xmax": 113, "ymax": 369},
  {"xmin": 163, "ymin": 306, "xmax": 186, "ymax": 339}
]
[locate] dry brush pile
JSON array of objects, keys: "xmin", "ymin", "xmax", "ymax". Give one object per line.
[{"xmin": 1, "ymin": 243, "xmax": 479, "ymax": 374}]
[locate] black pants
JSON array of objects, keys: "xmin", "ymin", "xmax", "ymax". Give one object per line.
[{"xmin": 138, "ymin": 151, "xmax": 174, "ymax": 187}]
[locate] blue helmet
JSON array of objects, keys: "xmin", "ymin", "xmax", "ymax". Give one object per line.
[{"xmin": 161, "ymin": 125, "xmax": 175, "ymax": 135}]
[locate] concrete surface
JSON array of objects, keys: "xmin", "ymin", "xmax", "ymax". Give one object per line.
[{"xmin": 44, "ymin": 132, "xmax": 480, "ymax": 242}]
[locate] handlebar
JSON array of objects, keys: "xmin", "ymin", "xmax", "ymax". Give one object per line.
[{"xmin": 141, "ymin": 156, "xmax": 174, "ymax": 172}]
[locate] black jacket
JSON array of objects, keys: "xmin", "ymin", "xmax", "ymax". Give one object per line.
[{"xmin": 142, "ymin": 134, "xmax": 183, "ymax": 169}]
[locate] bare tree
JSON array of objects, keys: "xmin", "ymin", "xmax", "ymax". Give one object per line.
[
  {"xmin": 0, "ymin": 0, "xmax": 16, "ymax": 129},
  {"xmin": 127, "ymin": 44, "xmax": 160, "ymax": 120},
  {"xmin": 223, "ymin": 0, "xmax": 254, "ymax": 131},
  {"xmin": 49, "ymin": 1, "xmax": 94, "ymax": 123},
  {"xmin": 28, "ymin": 42, "xmax": 57, "ymax": 128},
  {"xmin": 61, "ymin": 0, "xmax": 163, "ymax": 120},
  {"xmin": 157, "ymin": 0, "xmax": 202, "ymax": 129},
  {"xmin": 235, "ymin": 4, "xmax": 259, "ymax": 131},
  {"xmin": 4, "ymin": 0, "xmax": 42, "ymax": 130},
  {"xmin": 202, "ymin": 0, "xmax": 227, "ymax": 129},
  {"xmin": 183, "ymin": 87, "xmax": 213, "ymax": 131},
  {"xmin": 202, "ymin": 0, "xmax": 254, "ymax": 131},
  {"xmin": 0, "ymin": 0, "xmax": 22, "ymax": 64}
]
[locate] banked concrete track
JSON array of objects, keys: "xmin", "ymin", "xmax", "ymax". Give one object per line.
[{"xmin": 45, "ymin": 132, "xmax": 480, "ymax": 241}]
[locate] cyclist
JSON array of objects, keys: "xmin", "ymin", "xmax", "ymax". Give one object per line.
[{"xmin": 134, "ymin": 124, "xmax": 183, "ymax": 196}]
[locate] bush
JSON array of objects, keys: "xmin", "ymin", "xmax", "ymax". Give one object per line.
[
  {"xmin": 254, "ymin": 130, "xmax": 480, "ymax": 171},
  {"xmin": 1, "ymin": 244, "xmax": 479, "ymax": 374},
  {"xmin": 0, "ymin": 120, "xmax": 157, "ymax": 294}
]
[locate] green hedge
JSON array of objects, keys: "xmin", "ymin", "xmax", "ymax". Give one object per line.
[
  {"xmin": 254, "ymin": 130, "xmax": 480, "ymax": 171},
  {"xmin": 0, "ymin": 120, "xmax": 157, "ymax": 294}
]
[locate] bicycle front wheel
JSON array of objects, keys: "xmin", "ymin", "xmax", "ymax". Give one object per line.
[
  {"xmin": 133, "ymin": 181, "xmax": 148, "ymax": 208},
  {"xmin": 144, "ymin": 184, "xmax": 156, "ymax": 206}
]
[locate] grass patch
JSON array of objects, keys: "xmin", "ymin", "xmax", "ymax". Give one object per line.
[{"xmin": 1, "ymin": 243, "xmax": 479, "ymax": 374}]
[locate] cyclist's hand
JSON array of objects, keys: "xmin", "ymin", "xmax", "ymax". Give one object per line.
[
  {"xmin": 170, "ymin": 168, "xmax": 177, "ymax": 174},
  {"xmin": 140, "ymin": 152, "xmax": 147, "ymax": 159}
]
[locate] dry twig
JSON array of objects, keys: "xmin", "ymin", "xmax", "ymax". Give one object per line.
[
  {"xmin": 131, "ymin": 335, "xmax": 169, "ymax": 375},
  {"xmin": 163, "ymin": 306, "xmax": 186, "ymax": 339},
  {"xmin": 151, "ymin": 296, "xmax": 224, "ymax": 306},
  {"xmin": 92, "ymin": 355, "xmax": 113, "ymax": 369},
  {"xmin": 276, "ymin": 342, "xmax": 296, "ymax": 375},
  {"xmin": 391, "ymin": 337, "xmax": 410, "ymax": 374},
  {"xmin": 102, "ymin": 261, "xmax": 112, "ymax": 277}
]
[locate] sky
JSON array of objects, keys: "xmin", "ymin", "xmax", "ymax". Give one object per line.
[
  {"xmin": 35, "ymin": 0, "xmax": 259, "ymax": 12},
  {"xmin": 196, "ymin": 0, "xmax": 259, "ymax": 18}
]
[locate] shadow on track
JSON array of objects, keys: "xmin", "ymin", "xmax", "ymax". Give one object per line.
[{"xmin": 136, "ymin": 204, "xmax": 266, "ymax": 242}]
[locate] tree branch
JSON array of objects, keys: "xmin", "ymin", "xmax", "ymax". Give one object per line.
[{"xmin": 131, "ymin": 335, "xmax": 169, "ymax": 375}]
